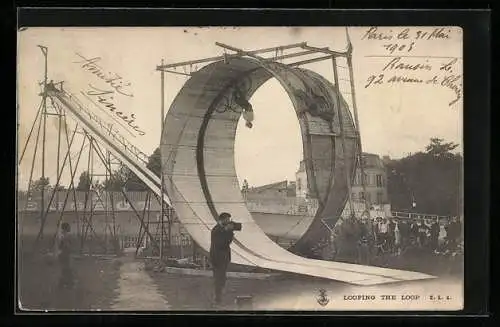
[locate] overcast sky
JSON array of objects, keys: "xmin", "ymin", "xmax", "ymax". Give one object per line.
[{"xmin": 17, "ymin": 26, "xmax": 462, "ymax": 189}]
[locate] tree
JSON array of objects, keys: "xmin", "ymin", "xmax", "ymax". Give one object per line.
[
  {"xmin": 425, "ymin": 137, "xmax": 459, "ymax": 158},
  {"xmin": 76, "ymin": 171, "xmax": 92, "ymax": 191},
  {"xmin": 125, "ymin": 169, "xmax": 148, "ymax": 191},
  {"xmin": 125, "ymin": 147, "xmax": 161, "ymax": 191},
  {"xmin": 53, "ymin": 185, "xmax": 66, "ymax": 191},
  {"xmin": 103, "ymin": 165, "xmax": 128, "ymax": 191},
  {"xmin": 146, "ymin": 147, "xmax": 161, "ymax": 178},
  {"xmin": 98, "ymin": 148, "xmax": 162, "ymax": 192},
  {"xmin": 103, "ymin": 174, "xmax": 126, "ymax": 191},
  {"xmin": 31, "ymin": 177, "xmax": 50, "ymax": 192},
  {"xmin": 386, "ymin": 138, "xmax": 462, "ymax": 216}
]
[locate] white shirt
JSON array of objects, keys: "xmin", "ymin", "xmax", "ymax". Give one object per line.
[{"xmin": 379, "ymin": 222, "xmax": 388, "ymax": 233}]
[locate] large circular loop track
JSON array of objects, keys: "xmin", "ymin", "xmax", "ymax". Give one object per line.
[{"xmin": 162, "ymin": 56, "xmax": 358, "ymax": 257}]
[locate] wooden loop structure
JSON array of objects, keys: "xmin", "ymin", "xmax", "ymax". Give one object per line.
[
  {"xmin": 161, "ymin": 56, "xmax": 358, "ymax": 255},
  {"xmin": 36, "ymin": 39, "xmax": 435, "ymax": 284}
]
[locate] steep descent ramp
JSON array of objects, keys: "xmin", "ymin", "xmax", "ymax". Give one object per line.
[
  {"xmin": 46, "ymin": 72, "xmax": 434, "ymax": 285},
  {"xmin": 44, "ymin": 68, "xmax": 434, "ymax": 285},
  {"xmin": 162, "ymin": 57, "xmax": 435, "ymax": 285}
]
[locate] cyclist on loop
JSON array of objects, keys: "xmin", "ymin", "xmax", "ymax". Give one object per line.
[{"xmin": 233, "ymin": 86, "xmax": 254, "ymax": 128}]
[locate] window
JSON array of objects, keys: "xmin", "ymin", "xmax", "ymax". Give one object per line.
[
  {"xmin": 377, "ymin": 192, "xmax": 384, "ymax": 204},
  {"xmin": 297, "ymin": 179, "xmax": 302, "ymax": 191},
  {"xmin": 376, "ymin": 174, "xmax": 383, "ymax": 187},
  {"xmin": 351, "ymin": 192, "xmax": 357, "ymax": 200},
  {"xmin": 366, "ymin": 192, "xmax": 371, "ymax": 203},
  {"xmin": 355, "ymin": 172, "xmax": 362, "ymax": 185},
  {"xmin": 359, "ymin": 192, "xmax": 365, "ymax": 200},
  {"xmin": 364, "ymin": 173, "xmax": 370, "ymax": 185}
]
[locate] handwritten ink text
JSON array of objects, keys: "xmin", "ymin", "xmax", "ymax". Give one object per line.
[
  {"xmin": 360, "ymin": 27, "xmax": 462, "ymax": 107},
  {"xmin": 382, "ymin": 57, "xmax": 432, "ymax": 72},
  {"xmin": 86, "ymin": 84, "xmax": 145, "ymax": 136},
  {"xmin": 74, "ymin": 53, "xmax": 134, "ymax": 97}
]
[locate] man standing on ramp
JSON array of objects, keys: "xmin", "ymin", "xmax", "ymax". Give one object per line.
[{"xmin": 209, "ymin": 212, "xmax": 237, "ymax": 305}]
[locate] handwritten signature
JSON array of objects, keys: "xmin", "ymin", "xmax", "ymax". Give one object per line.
[
  {"xmin": 362, "ymin": 27, "xmax": 451, "ymax": 42},
  {"xmin": 382, "ymin": 57, "xmax": 432, "ymax": 72},
  {"xmin": 74, "ymin": 52, "xmax": 146, "ymax": 136},
  {"xmin": 361, "ymin": 24, "xmax": 462, "ymax": 109},
  {"xmin": 364, "ymin": 56, "xmax": 462, "ymax": 106},
  {"xmin": 361, "ymin": 27, "xmax": 454, "ymax": 58},
  {"xmin": 74, "ymin": 53, "xmax": 133, "ymax": 97},
  {"xmin": 360, "ymin": 26, "xmax": 462, "ymax": 106},
  {"xmin": 86, "ymin": 84, "xmax": 145, "ymax": 136}
]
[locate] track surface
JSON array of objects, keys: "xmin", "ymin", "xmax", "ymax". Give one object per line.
[
  {"xmin": 47, "ymin": 65, "xmax": 435, "ymax": 285},
  {"xmin": 160, "ymin": 57, "xmax": 434, "ymax": 285}
]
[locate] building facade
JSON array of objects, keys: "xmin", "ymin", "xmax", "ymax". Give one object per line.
[
  {"xmin": 351, "ymin": 153, "xmax": 388, "ymax": 205},
  {"xmin": 244, "ymin": 181, "xmax": 296, "ymax": 201},
  {"xmin": 295, "ymin": 160, "xmax": 308, "ymax": 198},
  {"xmin": 295, "ymin": 152, "xmax": 388, "ymax": 205}
]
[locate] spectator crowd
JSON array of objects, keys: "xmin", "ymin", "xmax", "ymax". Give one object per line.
[
  {"xmin": 365, "ymin": 216, "xmax": 463, "ymax": 256},
  {"xmin": 318, "ymin": 215, "xmax": 463, "ymax": 265}
]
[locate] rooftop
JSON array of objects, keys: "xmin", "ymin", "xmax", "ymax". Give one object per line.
[
  {"xmin": 248, "ymin": 180, "xmax": 289, "ymax": 193},
  {"xmin": 297, "ymin": 152, "xmax": 385, "ymax": 171}
]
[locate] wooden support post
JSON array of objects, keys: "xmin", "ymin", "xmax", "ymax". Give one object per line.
[
  {"xmin": 157, "ymin": 42, "xmax": 306, "ymax": 70},
  {"xmin": 345, "ymin": 28, "xmax": 370, "ymax": 216},
  {"xmin": 331, "ymin": 56, "xmax": 355, "ymax": 217},
  {"xmin": 160, "ymin": 58, "xmax": 165, "ymax": 262}
]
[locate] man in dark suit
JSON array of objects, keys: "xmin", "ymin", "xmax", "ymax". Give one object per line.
[
  {"xmin": 58, "ymin": 222, "xmax": 74, "ymax": 289},
  {"xmin": 210, "ymin": 212, "xmax": 235, "ymax": 305},
  {"xmin": 357, "ymin": 217, "xmax": 373, "ymax": 265},
  {"xmin": 445, "ymin": 216, "xmax": 461, "ymax": 250},
  {"xmin": 430, "ymin": 219, "xmax": 440, "ymax": 251}
]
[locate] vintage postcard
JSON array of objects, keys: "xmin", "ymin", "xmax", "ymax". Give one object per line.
[{"xmin": 17, "ymin": 26, "xmax": 463, "ymax": 311}]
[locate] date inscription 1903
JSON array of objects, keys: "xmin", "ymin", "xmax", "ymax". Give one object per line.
[{"xmin": 361, "ymin": 27, "xmax": 462, "ymax": 107}]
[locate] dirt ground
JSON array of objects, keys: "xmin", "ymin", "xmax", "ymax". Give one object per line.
[
  {"xmin": 18, "ymin": 252, "xmax": 121, "ymax": 311},
  {"xmin": 16, "ymin": 239, "xmax": 462, "ymax": 311},
  {"xmin": 149, "ymin": 251, "xmax": 463, "ymax": 310},
  {"xmin": 370, "ymin": 248, "xmax": 464, "ymax": 278},
  {"xmin": 148, "ymin": 270, "xmax": 311, "ymax": 310}
]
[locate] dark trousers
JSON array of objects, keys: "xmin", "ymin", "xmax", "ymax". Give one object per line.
[
  {"xmin": 377, "ymin": 233, "xmax": 387, "ymax": 246},
  {"xmin": 357, "ymin": 243, "xmax": 370, "ymax": 265},
  {"xmin": 387, "ymin": 233, "xmax": 395, "ymax": 251},
  {"xmin": 447, "ymin": 238, "xmax": 457, "ymax": 250},
  {"xmin": 212, "ymin": 261, "xmax": 229, "ymax": 303},
  {"xmin": 417, "ymin": 233, "xmax": 427, "ymax": 248},
  {"xmin": 59, "ymin": 260, "xmax": 74, "ymax": 289},
  {"xmin": 430, "ymin": 236, "xmax": 439, "ymax": 250}
]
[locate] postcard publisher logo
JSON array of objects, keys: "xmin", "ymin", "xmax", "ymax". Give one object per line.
[{"xmin": 317, "ymin": 289, "xmax": 330, "ymax": 306}]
